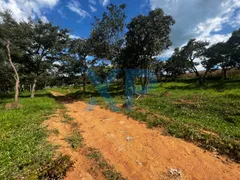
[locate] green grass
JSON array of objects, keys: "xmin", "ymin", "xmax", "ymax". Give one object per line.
[
  {"xmin": 137, "ymin": 81, "xmax": 240, "ymax": 140},
  {"xmin": 61, "ymin": 113, "xmax": 74, "ymax": 124},
  {"xmin": 51, "ymin": 128, "xmax": 60, "ymax": 136},
  {"xmin": 86, "ymin": 148, "xmax": 125, "ymax": 180},
  {"xmin": 0, "ymin": 90, "xmax": 70, "ymax": 179},
  {"xmin": 64, "ymin": 131, "xmax": 83, "ymax": 149},
  {"xmin": 127, "ymin": 81, "xmax": 240, "ymax": 162},
  {"xmin": 36, "ymin": 154, "xmax": 73, "ymax": 180}
]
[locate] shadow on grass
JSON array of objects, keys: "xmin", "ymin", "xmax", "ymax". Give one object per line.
[
  {"xmin": 0, "ymin": 91, "xmax": 54, "ymax": 104},
  {"xmin": 50, "ymin": 91, "xmax": 95, "ymax": 104},
  {"xmin": 52, "ymin": 89, "xmax": 124, "ymax": 103},
  {"xmin": 165, "ymin": 80, "xmax": 240, "ymax": 91},
  {"xmin": 48, "ymin": 84, "xmax": 125, "ymax": 106}
]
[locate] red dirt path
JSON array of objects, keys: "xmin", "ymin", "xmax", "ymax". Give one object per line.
[{"xmin": 48, "ymin": 91, "xmax": 240, "ymax": 180}]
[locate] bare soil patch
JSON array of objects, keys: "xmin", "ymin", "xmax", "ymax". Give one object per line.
[
  {"xmin": 48, "ymin": 92, "xmax": 240, "ymax": 180},
  {"xmin": 44, "ymin": 110, "xmax": 96, "ymax": 180}
]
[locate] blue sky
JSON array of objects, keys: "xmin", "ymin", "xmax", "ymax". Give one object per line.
[
  {"xmin": 49, "ymin": 0, "xmax": 151, "ymax": 38},
  {"xmin": 0, "ymin": 0, "xmax": 240, "ymax": 61}
]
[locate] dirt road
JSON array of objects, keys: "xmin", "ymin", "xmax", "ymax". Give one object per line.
[{"xmin": 48, "ymin": 91, "xmax": 240, "ymax": 179}]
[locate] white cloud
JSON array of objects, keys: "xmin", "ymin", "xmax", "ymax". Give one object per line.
[
  {"xmin": 67, "ymin": 0, "xmax": 90, "ymax": 18},
  {"xmin": 89, "ymin": 0, "xmax": 97, "ymax": 5},
  {"xmin": 100, "ymin": 0, "xmax": 110, "ymax": 6},
  {"xmin": 36, "ymin": 0, "xmax": 59, "ymax": 8},
  {"xmin": 158, "ymin": 47, "xmax": 175, "ymax": 59},
  {"xmin": 150, "ymin": 0, "xmax": 240, "ymax": 49},
  {"xmin": 0, "ymin": 0, "xmax": 59, "ymax": 22},
  {"xmin": 40, "ymin": 16, "xmax": 49, "ymax": 23},
  {"xmin": 159, "ymin": 33, "xmax": 232, "ymax": 60},
  {"xmin": 103, "ymin": 0, "xmax": 110, "ymax": 6},
  {"xmin": 70, "ymin": 34, "xmax": 81, "ymax": 39},
  {"xmin": 89, "ymin": 5, "xmax": 97, "ymax": 12},
  {"xmin": 199, "ymin": 33, "xmax": 232, "ymax": 46},
  {"xmin": 57, "ymin": 8, "xmax": 67, "ymax": 19},
  {"xmin": 196, "ymin": 33, "xmax": 231, "ymax": 71}
]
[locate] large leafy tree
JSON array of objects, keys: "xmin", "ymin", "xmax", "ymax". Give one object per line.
[
  {"xmin": 227, "ymin": 28, "xmax": 240, "ymax": 68},
  {"xmin": 23, "ymin": 20, "xmax": 70, "ymax": 98},
  {"xmin": 87, "ymin": 3, "xmax": 126, "ymax": 101},
  {"xmin": 70, "ymin": 38, "xmax": 91, "ymax": 92},
  {"xmin": 151, "ymin": 59, "xmax": 166, "ymax": 82},
  {"xmin": 165, "ymin": 48, "xmax": 189, "ymax": 80},
  {"xmin": 204, "ymin": 42, "xmax": 235, "ymax": 80},
  {"xmin": 56, "ymin": 55, "xmax": 82, "ymax": 86},
  {"xmin": 181, "ymin": 39, "xmax": 209, "ymax": 83},
  {"xmin": 124, "ymin": 8, "xmax": 175, "ymax": 92},
  {"xmin": 203, "ymin": 30, "xmax": 240, "ymax": 80},
  {"xmin": 202, "ymin": 43, "xmax": 222, "ymax": 80},
  {"xmin": 0, "ymin": 11, "xmax": 30, "ymax": 104},
  {"xmin": 89, "ymin": 4, "xmax": 126, "ymax": 61}
]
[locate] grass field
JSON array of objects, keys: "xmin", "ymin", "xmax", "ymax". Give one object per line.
[
  {"xmin": 139, "ymin": 81, "xmax": 240, "ymax": 139},
  {"xmin": 65, "ymin": 80, "xmax": 240, "ymax": 162},
  {"xmin": 130, "ymin": 81, "xmax": 240, "ymax": 161},
  {"xmin": 0, "ymin": 91, "xmax": 71, "ymax": 179},
  {"xmin": 1, "ymin": 80, "xmax": 239, "ymax": 179}
]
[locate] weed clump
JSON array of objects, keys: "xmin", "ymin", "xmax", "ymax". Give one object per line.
[
  {"xmin": 64, "ymin": 131, "xmax": 83, "ymax": 149},
  {"xmin": 37, "ymin": 155, "xmax": 73, "ymax": 179},
  {"xmin": 86, "ymin": 148, "xmax": 126, "ymax": 180}
]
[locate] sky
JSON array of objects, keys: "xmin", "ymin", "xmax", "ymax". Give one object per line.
[{"xmin": 0, "ymin": 0, "xmax": 240, "ymax": 62}]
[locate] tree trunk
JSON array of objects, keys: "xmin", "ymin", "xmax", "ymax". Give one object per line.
[
  {"xmin": 193, "ymin": 68, "xmax": 204, "ymax": 85},
  {"xmin": 21, "ymin": 84, "xmax": 25, "ymax": 92},
  {"xmin": 82, "ymin": 73, "xmax": 86, "ymax": 92},
  {"xmin": 194, "ymin": 70, "xmax": 201, "ymax": 78},
  {"xmin": 82, "ymin": 59, "xmax": 88, "ymax": 93},
  {"xmin": 202, "ymin": 69, "xmax": 209, "ymax": 83},
  {"xmin": 31, "ymin": 79, "xmax": 37, "ymax": 98},
  {"xmin": 141, "ymin": 69, "xmax": 149, "ymax": 93},
  {"xmin": 6, "ymin": 40, "xmax": 19, "ymax": 104},
  {"xmin": 223, "ymin": 68, "xmax": 227, "ymax": 80}
]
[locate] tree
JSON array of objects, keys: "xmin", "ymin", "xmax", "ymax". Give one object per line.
[
  {"xmin": 23, "ymin": 20, "xmax": 70, "ymax": 98},
  {"xmin": 203, "ymin": 30, "xmax": 240, "ymax": 80},
  {"xmin": 124, "ymin": 8, "xmax": 175, "ymax": 92},
  {"xmin": 89, "ymin": 4, "xmax": 126, "ymax": 61},
  {"xmin": 205, "ymin": 42, "xmax": 236, "ymax": 80},
  {"xmin": 151, "ymin": 59, "xmax": 166, "ymax": 82},
  {"xmin": 0, "ymin": 11, "xmax": 30, "ymax": 105},
  {"xmin": 202, "ymin": 43, "xmax": 222, "ymax": 80},
  {"xmin": 181, "ymin": 39, "xmax": 209, "ymax": 83},
  {"xmin": 88, "ymin": 3, "xmax": 127, "ymax": 100},
  {"xmin": 70, "ymin": 38, "xmax": 91, "ymax": 92},
  {"xmin": 92, "ymin": 62, "xmax": 113, "ymax": 88},
  {"xmin": 227, "ymin": 28, "xmax": 240, "ymax": 68},
  {"xmin": 0, "ymin": 48, "xmax": 13, "ymax": 93},
  {"xmin": 165, "ymin": 48, "xmax": 189, "ymax": 80}
]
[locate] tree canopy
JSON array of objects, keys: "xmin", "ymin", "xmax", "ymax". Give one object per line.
[
  {"xmin": 89, "ymin": 4, "xmax": 126, "ymax": 60},
  {"xmin": 0, "ymin": 5, "xmax": 239, "ymax": 103}
]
